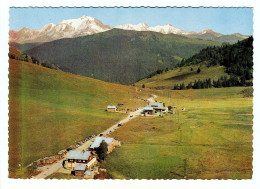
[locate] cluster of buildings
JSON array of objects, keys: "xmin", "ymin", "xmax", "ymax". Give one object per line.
[
  {"xmin": 63, "ymin": 137, "xmax": 120, "ymax": 179},
  {"xmin": 107, "ymin": 101, "xmax": 168, "ymax": 117},
  {"xmin": 32, "ymin": 136, "xmax": 97, "ymax": 168},
  {"xmin": 143, "ymin": 102, "xmax": 167, "ymax": 116},
  {"xmin": 33, "ymin": 149, "xmax": 67, "ymax": 167}
]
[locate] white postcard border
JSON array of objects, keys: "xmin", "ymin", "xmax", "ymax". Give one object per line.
[{"xmin": 0, "ymin": 1, "xmax": 259, "ymax": 189}]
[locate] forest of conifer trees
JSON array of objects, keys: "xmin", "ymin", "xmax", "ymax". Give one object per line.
[{"xmin": 173, "ymin": 36, "xmax": 253, "ymax": 90}]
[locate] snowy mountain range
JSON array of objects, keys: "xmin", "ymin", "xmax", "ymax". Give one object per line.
[
  {"xmin": 115, "ymin": 23, "xmax": 192, "ymax": 35},
  {"xmin": 9, "ymin": 15, "xmax": 248, "ymax": 44}
]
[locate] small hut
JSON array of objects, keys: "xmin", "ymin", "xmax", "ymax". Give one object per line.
[
  {"xmin": 74, "ymin": 164, "xmax": 87, "ymax": 177},
  {"xmin": 107, "ymin": 106, "xmax": 117, "ymax": 112}
]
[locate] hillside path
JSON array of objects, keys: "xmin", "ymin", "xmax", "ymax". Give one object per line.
[{"xmin": 32, "ymin": 94, "xmax": 157, "ymax": 179}]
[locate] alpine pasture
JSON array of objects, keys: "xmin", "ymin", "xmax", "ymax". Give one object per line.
[{"xmin": 102, "ymin": 87, "xmax": 253, "ymax": 179}]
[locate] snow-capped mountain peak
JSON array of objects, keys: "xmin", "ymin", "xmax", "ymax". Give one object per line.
[
  {"xmin": 41, "ymin": 23, "xmax": 55, "ymax": 32},
  {"xmin": 115, "ymin": 23, "xmax": 149, "ymax": 31},
  {"xmin": 148, "ymin": 24, "xmax": 188, "ymax": 35},
  {"xmin": 198, "ymin": 29, "xmax": 214, "ymax": 34},
  {"xmin": 60, "ymin": 15, "xmax": 97, "ymax": 28},
  {"xmin": 198, "ymin": 29, "xmax": 223, "ymax": 37},
  {"xmin": 10, "ymin": 15, "xmax": 112, "ymax": 43}
]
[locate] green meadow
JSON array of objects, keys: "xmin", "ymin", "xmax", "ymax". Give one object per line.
[
  {"xmin": 102, "ymin": 87, "xmax": 253, "ymax": 179},
  {"xmin": 9, "ymin": 59, "xmax": 151, "ymax": 178}
]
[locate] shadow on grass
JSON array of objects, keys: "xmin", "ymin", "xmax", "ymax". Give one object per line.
[{"xmin": 165, "ymin": 71, "xmax": 197, "ymax": 81}]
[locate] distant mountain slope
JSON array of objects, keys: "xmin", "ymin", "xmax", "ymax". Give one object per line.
[
  {"xmin": 186, "ymin": 30, "xmax": 249, "ymax": 44},
  {"xmin": 136, "ymin": 37, "xmax": 253, "ymax": 89},
  {"xmin": 24, "ymin": 29, "xmax": 220, "ymax": 85},
  {"xmin": 9, "ymin": 42, "xmax": 43, "ymax": 52}
]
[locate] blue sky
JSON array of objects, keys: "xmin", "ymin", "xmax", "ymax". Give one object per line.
[{"xmin": 10, "ymin": 7, "xmax": 253, "ymax": 35}]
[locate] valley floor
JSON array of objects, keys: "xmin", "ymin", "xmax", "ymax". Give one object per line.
[
  {"xmin": 101, "ymin": 87, "xmax": 253, "ymax": 179},
  {"xmin": 9, "ymin": 59, "xmax": 253, "ymax": 179}
]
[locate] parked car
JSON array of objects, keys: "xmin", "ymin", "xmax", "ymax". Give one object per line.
[
  {"xmin": 118, "ymin": 123, "xmax": 122, "ymax": 127},
  {"xmin": 99, "ymin": 134, "xmax": 103, "ymax": 136}
]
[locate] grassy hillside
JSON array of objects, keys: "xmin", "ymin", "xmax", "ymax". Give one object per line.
[
  {"xmin": 136, "ymin": 64, "xmax": 229, "ymax": 90},
  {"xmin": 9, "ymin": 59, "xmax": 151, "ymax": 178},
  {"xmin": 22, "ymin": 29, "xmax": 220, "ymax": 85},
  {"xmin": 102, "ymin": 87, "xmax": 253, "ymax": 179}
]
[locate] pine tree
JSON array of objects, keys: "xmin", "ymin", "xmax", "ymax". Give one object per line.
[{"xmin": 96, "ymin": 141, "xmax": 108, "ymax": 161}]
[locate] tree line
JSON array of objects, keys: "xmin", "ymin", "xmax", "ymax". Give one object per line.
[
  {"xmin": 173, "ymin": 76, "xmax": 253, "ymax": 90},
  {"xmin": 9, "ymin": 47, "xmax": 60, "ymax": 70}
]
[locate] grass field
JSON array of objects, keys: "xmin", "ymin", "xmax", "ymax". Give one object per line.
[
  {"xmin": 101, "ymin": 87, "xmax": 253, "ymax": 179},
  {"xmin": 9, "ymin": 59, "xmax": 151, "ymax": 178},
  {"xmin": 136, "ymin": 64, "xmax": 229, "ymax": 90}
]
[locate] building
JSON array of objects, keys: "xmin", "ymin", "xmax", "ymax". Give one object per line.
[
  {"xmin": 143, "ymin": 107, "xmax": 154, "ymax": 116},
  {"xmin": 41, "ymin": 156, "xmax": 57, "ymax": 165},
  {"xmin": 84, "ymin": 170, "xmax": 95, "ymax": 179},
  {"xmin": 148, "ymin": 102, "xmax": 166, "ymax": 112},
  {"xmin": 107, "ymin": 106, "xmax": 117, "ymax": 112},
  {"xmin": 66, "ymin": 150, "xmax": 96, "ymax": 169},
  {"xmin": 90, "ymin": 137, "xmax": 120, "ymax": 154},
  {"xmin": 74, "ymin": 164, "xmax": 87, "ymax": 177},
  {"xmin": 57, "ymin": 149, "xmax": 67, "ymax": 159},
  {"xmin": 45, "ymin": 156, "xmax": 56, "ymax": 164}
]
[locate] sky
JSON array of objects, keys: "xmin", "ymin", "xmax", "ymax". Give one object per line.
[{"xmin": 9, "ymin": 7, "xmax": 253, "ymax": 35}]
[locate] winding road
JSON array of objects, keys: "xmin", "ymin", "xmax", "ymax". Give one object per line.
[{"xmin": 32, "ymin": 94, "xmax": 157, "ymax": 179}]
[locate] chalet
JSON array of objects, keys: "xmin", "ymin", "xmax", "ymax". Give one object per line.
[
  {"xmin": 148, "ymin": 102, "xmax": 167, "ymax": 112},
  {"xmin": 107, "ymin": 105, "xmax": 117, "ymax": 112},
  {"xmin": 143, "ymin": 107, "xmax": 154, "ymax": 116},
  {"xmin": 90, "ymin": 137, "xmax": 120, "ymax": 154},
  {"xmin": 66, "ymin": 150, "xmax": 96, "ymax": 170}
]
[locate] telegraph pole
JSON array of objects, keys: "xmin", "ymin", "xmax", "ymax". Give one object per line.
[{"xmin": 183, "ymin": 158, "xmax": 187, "ymax": 179}]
